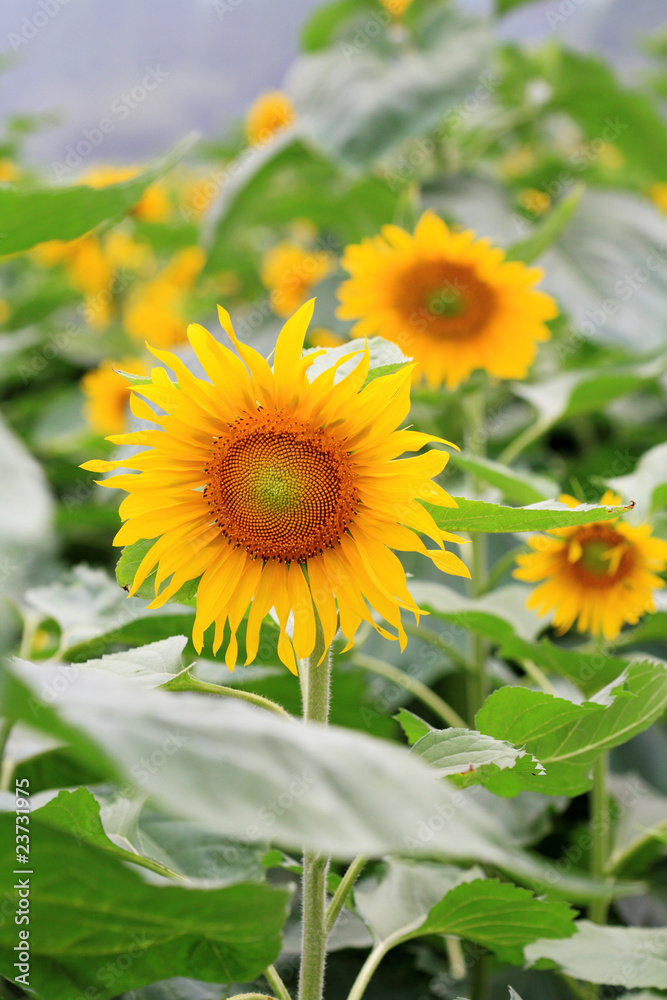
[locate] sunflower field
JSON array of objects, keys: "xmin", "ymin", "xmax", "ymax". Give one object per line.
[{"xmin": 2, "ymin": 1, "xmax": 667, "ymax": 999}]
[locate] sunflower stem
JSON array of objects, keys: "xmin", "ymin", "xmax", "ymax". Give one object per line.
[
  {"xmin": 589, "ymin": 752, "xmax": 611, "ymax": 925},
  {"xmin": 463, "ymin": 388, "xmax": 490, "ymax": 724},
  {"xmin": 351, "ymin": 653, "xmax": 467, "ymax": 729},
  {"xmin": 264, "ymin": 965, "xmax": 292, "ymax": 1000},
  {"xmin": 165, "ymin": 674, "xmax": 295, "ymax": 722},
  {"xmin": 298, "ymin": 616, "xmax": 332, "ymax": 1000},
  {"xmin": 326, "ymin": 854, "xmax": 367, "ymax": 934}
]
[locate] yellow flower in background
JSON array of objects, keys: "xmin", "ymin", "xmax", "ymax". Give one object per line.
[
  {"xmin": 649, "ymin": 183, "xmax": 667, "ymax": 213},
  {"xmin": 124, "ymin": 246, "xmax": 206, "ymax": 348},
  {"xmin": 500, "ymin": 146, "xmax": 536, "ymax": 179},
  {"xmin": 261, "ymin": 241, "xmax": 334, "ymax": 317},
  {"xmin": 517, "ymin": 188, "xmax": 551, "ymax": 216},
  {"xmin": 80, "ymin": 164, "xmax": 172, "ymax": 223},
  {"xmin": 82, "ymin": 301, "xmax": 469, "ymax": 674},
  {"xmin": 245, "ymin": 91, "xmax": 296, "ymax": 146},
  {"xmin": 308, "ymin": 327, "xmax": 346, "ymax": 349},
  {"xmin": 0, "ymin": 299, "xmax": 10, "ymax": 325},
  {"xmin": 0, "ymin": 159, "xmax": 20, "ymax": 183},
  {"xmin": 81, "ymin": 357, "xmax": 148, "ymax": 435},
  {"xmin": 337, "ymin": 210, "xmax": 557, "ymax": 390},
  {"xmin": 514, "ymin": 492, "xmax": 667, "ymax": 641},
  {"xmin": 380, "ymin": 0, "xmax": 414, "ymax": 17}
]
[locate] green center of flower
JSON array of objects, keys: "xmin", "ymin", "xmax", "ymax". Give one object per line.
[
  {"xmin": 425, "ymin": 287, "xmax": 466, "ymax": 318},
  {"xmin": 251, "ymin": 465, "xmax": 302, "ymax": 513},
  {"xmin": 204, "ymin": 410, "xmax": 360, "ymax": 563},
  {"xmin": 580, "ymin": 540, "xmax": 614, "ymax": 576}
]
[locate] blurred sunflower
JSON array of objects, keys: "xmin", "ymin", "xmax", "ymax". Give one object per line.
[
  {"xmin": 337, "ymin": 210, "xmax": 557, "ymax": 390},
  {"xmin": 261, "ymin": 241, "xmax": 334, "ymax": 317},
  {"xmin": 123, "ymin": 246, "xmax": 206, "ymax": 348},
  {"xmin": 245, "ymin": 91, "xmax": 296, "ymax": 146},
  {"xmin": 380, "ymin": 0, "xmax": 414, "ymax": 16},
  {"xmin": 81, "ymin": 357, "xmax": 148, "ymax": 435},
  {"xmin": 82, "ymin": 301, "xmax": 469, "ymax": 674},
  {"xmin": 514, "ymin": 492, "xmax": 667, "ymax": 641}
]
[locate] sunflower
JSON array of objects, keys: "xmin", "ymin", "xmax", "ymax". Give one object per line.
[
  {"xmin": 380, "ymin": 0, "xmax": 414, "ymax": 16},
  {"xmin": 261, "ymin": 241, "xmax": 334, "ymax": 317},
  {"xmin": 81, "ymin": 357, "xmax": 148, "ymax": 435},
  {"xmin": 123, "ymin": 246, "xmax": 206, "ymax": 348},
  {"xmin": 514, "ymin": 492, "xmax": 667, "ymax": 641},
  {"xmin": 82, "ymin": 301, "xmax": 469, "ymax": 674},
  {"xmin": 337, "ymin": 210, "xmax": 558, "ymax": 390},
  {"xmin": 245, "ymin": 91, "xmax": 296, "ymax": 147}
]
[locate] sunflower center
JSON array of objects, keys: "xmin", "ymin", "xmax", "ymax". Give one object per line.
[
  {"xmin": 567, "ymin": 525, "xmax": 633, "ymax": 586},
  {"xmin": 397, "ymin": 260, "xmax": 496, "ymax": 340},
  {"xmin": 204, "ymin": 410, "xmax": 359, "ymax": 563}
]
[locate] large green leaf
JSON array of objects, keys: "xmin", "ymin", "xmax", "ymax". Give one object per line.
[
  {"xmin": 288, "ymin": 8, "xmax": 490, "ymax": 166},
  {"xmin": 0, "ymin": 658, "xmax": 639, "ymax": 901},
  {"xmin": 476, "ymin": 660, "xmax": 667, "ymax": 796},
  {"xmin": 608, "ymin": 773, "xmax": 667, "ymax": 876},
  {"xmin": 428, "ymin": 496, "xmax": 630, "ymax": 533},
  {"xmin": 0, "ymin": 135, "xmax": 197, "ymax": 256},
  {"xmin": 412, "ymin": 728, "xmax": 544, "ymax": 789},
  {"xmin": 300, "ymin": 0, "xmax": 377, "ymax": 51},
  {"xmin": 524, "ymin": 921, "xmax": 667, "ymax": 989},
  {"xmin": 0, "ymin": 801, "xmax": 289, "ymax": 999}
]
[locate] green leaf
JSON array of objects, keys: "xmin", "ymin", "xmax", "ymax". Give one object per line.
[
  {"xmin": 506, "ymin": 182, "xmax": 585, "ymax": 265},
  {"xmin": 26, "ymin": 788, "xmax": 180, "ymax": 879},
  {"xmin": 0, "ymin": 134, "xmax": 197, "ymax": 256},
  {"xmin": 304, "ymin": 336, "xmax": 410, "ymax": 387},
  {"xmin": 496, "ymin": 0, "xmax": 535, "ymax": 11},
  {"xmin": 0, "ymin": 658, "xmax": 640, "ymax": 901},
  {"xmin": 476, "ymin": 660, "xmax": 667, "ymax": 796},
  {"xmin": 412, "ymin": 728, "xmax": 544, "ymax": 789},
  {"xmin": 609, "ymin": 773, "xmax": 667, "ymax": 876},
  {"xmin": 539, "ymin": 190, "xmax": 667, "ymax": 351},
  {"xmin": 614, "ymin": 605, "xmax": 667, "ymax": 648},
  {"xmin": 428, "ymin": 496, "xmax": 631, "ymax": 533},
  {"xmin": 512, "ymin": 364, "xmax": 651, "ymax": 433},
  {"xmin": 116, "ymin": 539, "xmax": 199, "ymax": 605},
  {"xmin": 419, "ymin": 879, "xmax": 576, "ymax": 957},
  {"xmin": 394, "ymin": 708, "xmax": 433, "ymax": 745},
  {"xmin": 288, "ymin": 8, "xmax": 490, "ymax": 166},
  {"xmin": 355, "ymin": 862, "xmax": 575, "ymax": 963},
  {"xmin": 64, "ymin": 614, "xmax": 197, "ymax": 663},
  {"xmin": 607, "ymin": 442, "xmax": 667, "ymax": 517},
  {"xmin": 0, "ymin": 802, "xmax": 290, "ymax": 999},
  {"xmin": 355, "ymin": 858, "xmax": 481, "ymax": 943},
  {"xmin": 446, "ymin": 451, "xmax": 558, "ymax": 505},
  {"xmin": 300, "ymin": 0, "xmax": 377, "ymax": 51},
  {"xmin": 408, "ymin": 582, "xmax": 547, "ymax": 642},
  {"xmin": 39, "ymin": 636, "xmax": 189, "ymax": 689},
  {"xmin": 499, "ymin": 636, "xmax": 629, "ymax": 697},
  {"xmin": 205, "ymin": 137, "xmax": 398, "ymax": 276},
  {"xmin": 524, "ymin": 921, "xmax": 667, "ymax": 989}
]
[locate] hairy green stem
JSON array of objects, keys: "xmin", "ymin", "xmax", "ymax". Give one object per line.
[
  {"xmin": 352, "ymin": 653, "xmax": 467, "ymax": 729},
  {"xmin": 165, "ymin": 674, "xmax": 295, "ymax": 722},
  {"xmin": 470, "ymin": 952, "xmax": 488, "ymax": 1000},
  {"xmin": 346, "ymin": 920, "xmax": 422, "ymax": 1000},
  {"xmin": 264, "ymin": 965, "xmax": 292, "ymax": 1000},
  {"xmin": 463, "ymin": 388, "xmax": 489, "ymax": 724},
  {"xmin": 326, "ymin": 855, "xmax": 368, "ymax": 934},
  {"xmin": 298, "ymin": 618, "xmax": 332, "ymax": 1000},
  {"xmin": 589, "ymin": 752, "xmax": 611, "ymax": 925}
]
